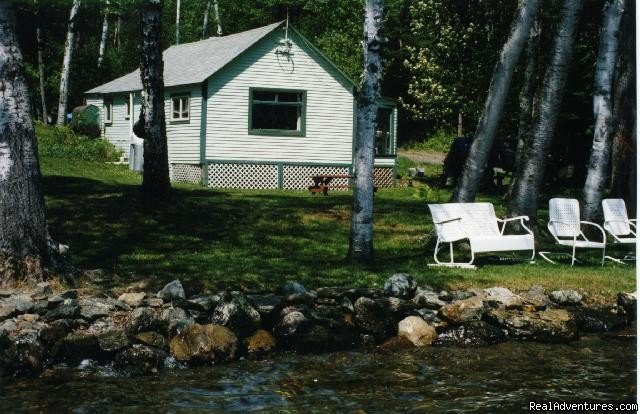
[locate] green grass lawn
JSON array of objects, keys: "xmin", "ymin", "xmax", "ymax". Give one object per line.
[{"xmin": 39, "ymin": 144, "xmax": 636, "ymax": 299}]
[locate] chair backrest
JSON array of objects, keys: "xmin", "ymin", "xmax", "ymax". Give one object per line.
[
  {"xmin": 428, "ymin": 203, "xmax": 501, "ymax": 240},
  {"xmin": 548, "ymin": 198, "xmax": 581, "ymax": 238},
  {"xmin": 602, "ymin": 198, "xmax": 631, "ymax": 236}
]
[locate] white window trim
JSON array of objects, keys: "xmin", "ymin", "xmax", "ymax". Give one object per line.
[
  {"xmin": 171, "ymin": 95, "xmax": 190, "ymax": 121},
  {"xmin": 104, "ymin": 100, "xmax": 113, "ymax": 124}
]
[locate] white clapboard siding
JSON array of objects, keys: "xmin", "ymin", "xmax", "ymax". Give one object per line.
[
  {"xmin": 165, "ymin": 85, "xmax": 202, "ymax": 164},
  {"xmin": 102, "ymin": 94, "xmax": 133, "ymax": 155},
  {"xmin": 205, "ymin": 30, "xmax": 354, "ymax": 164}
]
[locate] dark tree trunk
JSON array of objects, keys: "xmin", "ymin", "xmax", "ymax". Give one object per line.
[
  {"xmin": 348, "ymin": 0, "xmax": 384, "ymax": 263},
  {"xmin": 582, "ymin": 0, "xmax": 625, "ymax": 221},
  {"xmin": 509, "ymin": 18, "xmax": 540, "ymax": 198},
  {"xmin": 508, "ymin": 0, "xmax": 583, "ymax": 221},
  {"xmin": 213, "ymin": 0, "xmax": 222, "ymax": 36},
  {"xmin": 0, "ymin": 2, "xmax": 49, "ymax": 286},
  {"xmin": 452, "ymin": 0, "xmax": 541, "ymax": 202},
  {"xmin": 56, "ymin": 0, "xmax": 81, "ymax": 125},
  {"xmin": 202, "ymin": 0, "xmax": 211, "ymax": 39},
  {"xmin": 609, "ymin": 0, "xmax": 636, "ymax": 213},
  {"xmin": 138, "ymin": 0, "xmax": 170, "ymax": 198},
  {"xmin": 36, "ymin": 25, "xmax": 47, "ymax": 122}
]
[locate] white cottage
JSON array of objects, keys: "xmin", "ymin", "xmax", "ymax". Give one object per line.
[{"xmin": 85, "ymin": 22, "xmax": 398, "ymax": 189}]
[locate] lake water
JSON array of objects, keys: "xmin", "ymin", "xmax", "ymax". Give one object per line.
[{"xmin": 0, "ymin": 336, "xmax": 635, "ymax": 413}]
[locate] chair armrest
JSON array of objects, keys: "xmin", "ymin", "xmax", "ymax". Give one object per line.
[
  {"xmin": 547, "ymin": 220, "xmax": 578, "ymax": 244},
  {"xmin": 431, "ymin": 217, "xmax": 467, "ymax": 242},
  {"xmin": 497, "ymin": 216, "xmax": 532, "ymax": 235},
  {"xmin": 580, "ymin": 221, "xmax": 606, "ymax": 243},
  {"xmin": 433, "ymin": 217, "xmax": 462, "ymax": 225}
]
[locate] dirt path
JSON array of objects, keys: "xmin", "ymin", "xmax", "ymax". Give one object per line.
[{"xmin": 397, "ymin": 149, "xmax": 446, "ymax": 165}]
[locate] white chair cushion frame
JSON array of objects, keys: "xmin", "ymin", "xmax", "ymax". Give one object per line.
[
  {"xmin": 545, "ymin": 198, "xmax": 606, "ymax": 266},
  {"xmin": 428, "ymin": 203, "xmax": 535, "ymax": 268},
  {"xmin": 602, "ymin": 198, "xmax": 636, "ymax": 244}
]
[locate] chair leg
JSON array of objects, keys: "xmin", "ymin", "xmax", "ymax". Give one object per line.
[
  {"xmin": 571, "ymin": 245, "xmax": 577, "ymax": 266},
  {"xmin": 449, "ymin": 242, "xmax": 454, "ymax": 264}
]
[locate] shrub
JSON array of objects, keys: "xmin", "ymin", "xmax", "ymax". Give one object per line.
[
  {"xmin": 36, "ymin": 124, "xmax": 122, "ymax": 162},
  {"xmin": 408, "ymin": 129, "xmax": 457, "ymax": 153}
]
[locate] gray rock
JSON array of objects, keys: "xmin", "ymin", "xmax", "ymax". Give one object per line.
[
  {"xmin": 438, "ymin": 290, "xmax": 474, "ymax": 302},
  {"xmin": 416, "ymin": 308, "xmax": 447, "ymax": 329},
  {"xmin": 342, "ymin": 288, "xmax": 383, "ymax": 301},
  {"xmin": 169, "ymin": 323, "xmax": 237, "ymax": 364},
  {"xmin": 274, "ymin": 309, "xmax": 310, "ymax": 346},
  {"xmin": 550, "ymin": 290, "xmax": 583, "ymax": 306},
  {"xmin": 34, "ymin": 282, "xmax": 53, "ymax": 296},
  {"xmin": 484, "ymin": 287, "xmax": 522, "ymax": 309},
  {"xmin": 281, "ymin": 282, "xmax": 307, "ymax": 296},
  {"xmin": 48, "ymin": 290, "xmax": 78, "ymax": 308},
  {"xmin": 186, "ymin": 295, "xmax": 223, "ymax": 313},
  {"xmin": 157, "ymin": 280, "xmax": 185, "ymax": 302},
  {"xmin": 397, "ymin": 316, "xmax": 437, "ymax": 346},
  {"xmin": 341, "ymin": 296, "xmax": 354, "ymax": 313},
  {"xmin": 39, "ymin": 319, "xmax": 72, "ymax": 344},
  {"xmin": 485, "ymin": 309, "xmax": 577, "ymax": 342},
  {"xmin": 439, "ymin": 296, "xmax": 485, "ymax": 323},
  {"xmin": 0, "ymin": 328, "xmax": 48, "ymax": 374},
  {"xmin": 520, "ymin": 285, "xmax": 550, "ymax": 309},
  {"xmin": 211, "ymin": 292, "xmax": 261, "ymax": 338},
  {"xmin": 434, "ymin": 321, "xmax": 508, "ymax": 346},
  {"xmin": 97, "ymin": 329, "xmax": 131, "ymax": 353},
  {"xmin": 617, "ymin": 292, "xmax": 636, "ymax": 319},
  {"xmin": 0, "ymin": 305, "xmax": 16, "ymax": 321},
  {"xmin": 115, "ymin": 344, "xmax": 168, "ymax": 375},
  {"xmin": 413, "ymin": 287, "xmax": 446, "ymax": 309},
  {"xmin": 4, "ymin": 295, "xmax": 35, "ymax": 314},
  {"xmin": 118, "ymin": 292, "xmax": 146, "ymax": 308},
  {"xmin": 43, "ymin": 299, "xmax": 80, "ymax": 321},
  {"xmin": 354, "ymin": 297, "xmax": 396, "ymax": 341},
  {"xmin": 384, "ymin": 273, "xmax": 418, "ymax": 299},
  {"xmin": 125, "ymin": 307, "xmax": 165, "ymax": 335},
  {"xmin": 135, "ymin": 331, "xmax": 168, "ymax": 349},
  {"xmin": 315, "ymin": 287, "xmax": 350, "ymax": 299},
  {"xmin": 79, "ymin": 298, "xmax": 114, "ymax": 321},
  {"xmin": 573, "ymin": 306, "xmax": 628, "ymax": 333},
  {"xmin": 162, "ymin": 307, "xmax": 194, "ymax": 336},
  {"xmin": 57, "ymin": 331, "xmax": 100, "ymax": 362}
]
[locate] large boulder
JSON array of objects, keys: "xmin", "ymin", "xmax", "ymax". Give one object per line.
[
  {"xmin": 384, "ymin": 274, "xmax": 418, "ymax": 299},
  {"xmin": 397, "ymin": 316, "xmax": 437, "ymax": 347},
  {"xmin": 43, "ymin": 299, "xmax": 80, "ymax": 321},
  {"xmin": 211, "ymin": 292, "xmax": 260, "ymax": 338},
  {"xmin": 434, "ymin": 321, "xmax": 508, "ymax": 346},
  {"xmin": 162, "ymin": 307, "xmax": 194, "ymax": 337},
  {"xmin": 169, "ymin": 324, "xmax": 237, "ymax": 364},
  {"xmin": 413, "ymin": 288, "xmax": 445, "ymax": 309},
  {"xmin": 354, "ymin": 297, "xmax": 396, "ymax": 341},
  {"xmin": 549, "ymin": 290, "xmax": 583, "ymax": 306},
  {"xmin": 79, "ymin": 298, "xmax": 114, "ymax": 321},
  {"xmin": 273, "ymin": 308, "xmax": 311, "ymax": 347},
  {"xmin": 115, "ymin": 344, "xmax": 168, "ymax": 375},
  {"xmin": 125, "ymin": 307, "xmax": 165, "ymax": 335},
  {"xmin": 157, "ymin": 280, "xmax": 185, "ymax": 302},
  {"xmin": 486, "ymin": 309, "xmax": 577, "ymax": 342},
  {"xmin": 440, "ymin": 295, "xmax": 485, "ymax": 323},
  {"xmin": 245, "ymin": 329, "xmax": 277, "ymax": 359},
  {"xmin": 573, "ymin": 306, "xmax": 628, "ymax": 333},
  {"xmin": 519, "ymin": 286, "xmax": 550, "ymax": 310},
  {"xmin": 247, "ymin": 294, "xmax": 283, "ymax": 328},
  {"xmin": 484, "ymin": 287, "xmax": 522, "ymax": 309}
]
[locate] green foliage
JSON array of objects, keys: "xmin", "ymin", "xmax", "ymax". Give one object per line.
[
  {"xmin": 37, "ymin": 124, "xmax": 122, "ymax": 162},
  {"xmin": 408, "ymin": 128, "xmax": 456, "ymax": 153}
]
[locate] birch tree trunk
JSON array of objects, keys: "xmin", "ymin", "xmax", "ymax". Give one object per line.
[
  {"xmin": 98, "ymin": 0, "xmax": 110, "ymax": 68},
  {"xmin": 202, "ymin": 0, "xmax": 211, "ymax": 39},
  {"xmin": 581, "ymin": 0, "xmax": 625, "ymax": 221},
  {"xmin": 175, "ymin": 0, "xmax": 180, "ymax": 45},
  {"xmin": 508, "ymin": 0, "xmax": 583, "ymax": 220},
  {"xmin": 139, "ymin": 0, "xmax": 170, "ymax": 198},
  {"xmin": 609, "ymin": 0, "xmax": 635, "ymax": 208},
  {"xmin": 213, "ymin": 0, "xmax": 222, "ymax": 36},
  {"xmin": 36, "ymin": 26, "xmax": 47, "ymax": 122},
  {"xmin": 511, "ymin": 19, "xmax": 540, "ymax": 184},
  {"xmin": 0, "ymin": 2, "xmax": 49, "ymax": 286},
  {"xmin": 348, "ymin": 0, "xmax": 384, "ymax": 263},
  {"xmin": 56, "ymin": 0, "xmax": 81, "ymax": 125},
  {"xmin": 452, "ymin": 0, "xmax": 541, "ymax": 202}
]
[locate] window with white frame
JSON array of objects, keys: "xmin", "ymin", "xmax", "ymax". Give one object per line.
[
  {"xmin": 249, "ymin": 89, "xmax": 306, "ymax": 136},
  {"xmin": 171, "ymin": 95, "xmax": 190, "ymax": 121},
  {"xmin": 124, "ymin": 98, "xmax": 131, "ymax": 120},
  {"xmin": 104, "ymin": 98, "xmax": 113, "ymax": 124}
]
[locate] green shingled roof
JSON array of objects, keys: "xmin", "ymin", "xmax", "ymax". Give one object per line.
[{"xmin": 86, "ymin": 22, "xmax": 283, "ymax": 94}]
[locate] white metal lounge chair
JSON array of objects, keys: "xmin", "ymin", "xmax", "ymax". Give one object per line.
[
  {"xmin": 427, "ymin": 203, "xmax": 535, "ymax": 268},
  {"xmin": 540, "ymin": 198, "xmax": 606, "ymax": 266},
  {"xmin": 602, "ymin": 198, "xmax": 636, "ymax": 263}
]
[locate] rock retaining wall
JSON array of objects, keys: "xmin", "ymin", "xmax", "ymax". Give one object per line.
[{"xmin": 0, "ymin": 275, "xmax": 636, "ymax": 376}]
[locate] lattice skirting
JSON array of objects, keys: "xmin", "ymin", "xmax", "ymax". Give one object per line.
[
  {"xmin": 169, "ymin": 164, "xmax": 202, "ymax": 184},
  {"xmin": 203, "ymin": 162, "xmax": 395, "ymax": 190},
  {"xmin": 283, "ymin": 165, "xmax": 350, "ymax": 190},
  {"xmin": 374, "ymin": 167, "xmax": 394, "ymax": 188},
  {"xmin": 207, "ymin": 163, "xmax": 279, "ymax": 189}
]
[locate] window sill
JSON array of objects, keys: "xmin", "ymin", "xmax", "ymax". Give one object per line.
[
  {"xmin": 170, "ymin": 119, "xmax": 190, "ymax": 124},
  {"xmin": 374, "ymin": 154, "xmax": 397, "ymax": 159},
  {"xmin": 249, "ymin": 129, "xmax": 305, "ymax": 137}
]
